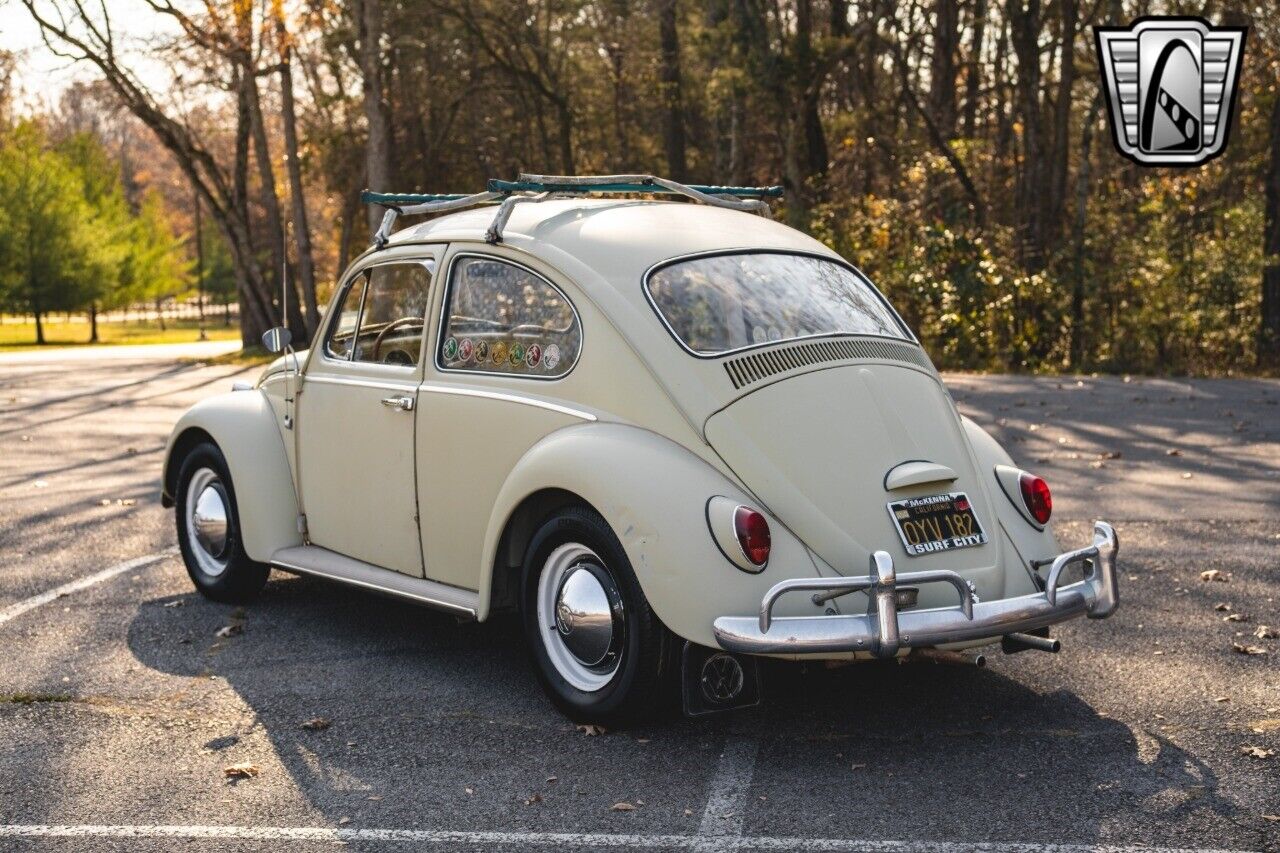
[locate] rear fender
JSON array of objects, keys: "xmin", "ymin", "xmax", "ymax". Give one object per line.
[
  {"xmin": 482, "ymin": 423, "xmax": 830, "ymax": 647},
  {"xmin": 961, "ymin": 416, "xmax": 1061, "ymax": 593},
  {"xmin": 162, "ymin": 391, "xmax": 302, "ymax": 561}
]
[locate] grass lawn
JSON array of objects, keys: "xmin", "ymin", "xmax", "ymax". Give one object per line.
[{"xmin": 0, "ymin": 318, "xmax": 240, "ymax": 350}]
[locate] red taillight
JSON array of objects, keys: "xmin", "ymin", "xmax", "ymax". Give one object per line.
[
  {"xmin": 733, "ymin": 506, "xmax": 771, "ymax": 566},
  {"xmin": 1019, "ymin": 472, "xmax": 1053, "ymax": 525}
]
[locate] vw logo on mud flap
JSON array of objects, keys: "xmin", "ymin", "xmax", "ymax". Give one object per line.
[
  {"xmin": 700, "ymin": 653, "xmax": 745, "ymax": 703},
  {"xmin": 1094, "ymin": 17, "xmax": 1246, "ymax": 167}
]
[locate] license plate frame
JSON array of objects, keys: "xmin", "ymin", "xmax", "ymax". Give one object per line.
[{"xmin": 886, "ymin": 492, "xmax": 988, "ymax": 557}]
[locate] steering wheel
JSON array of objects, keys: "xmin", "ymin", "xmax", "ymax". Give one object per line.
[{"xmin": 371, "ymin": 317, "xmax": 424, "ymax": 363}]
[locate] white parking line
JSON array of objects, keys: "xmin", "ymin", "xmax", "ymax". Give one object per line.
[
  {"xmin": 695, "ymin": 736, "xmax": 759, "ymax": 851},
  {"xmin": 0, "ymin": 549, "xmax": 177, "ymax": 627},
  {"xmin": 0, "ymin": 825, "xmax": 1259, "ymax": 852}
]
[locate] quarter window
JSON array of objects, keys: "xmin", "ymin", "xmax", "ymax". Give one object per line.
[{"xmin": 439, "ymin": 256, "xmax": 580, "ymax": 378}]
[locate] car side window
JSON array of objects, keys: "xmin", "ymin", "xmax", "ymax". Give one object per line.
[
  {"xmin": 325, "ymin": 271, "xmax": 368, "ymax": 360},
  {"xmin": 346, "ymin": 261, "xmax": 433, "ymax": 366},
  {"xmin": 438, "ymin": 256, "xmax": 581, "ymax": 378}
]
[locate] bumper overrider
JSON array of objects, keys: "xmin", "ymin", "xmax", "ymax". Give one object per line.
[{"xmin": 712, "ymin": 522, "xmax": 1119, "ymax": 657}]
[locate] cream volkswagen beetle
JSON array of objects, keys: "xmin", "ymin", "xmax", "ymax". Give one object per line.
[{"xmin": 161, "ymin": 175, "xmax": 1119, "ymax": 724}]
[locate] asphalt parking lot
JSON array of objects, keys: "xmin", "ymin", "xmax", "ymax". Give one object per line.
[{"xmin": 0, "ymin": 348, "xmax": 1277, "ymax": 852}]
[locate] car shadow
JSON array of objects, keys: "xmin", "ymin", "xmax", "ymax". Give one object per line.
[{"xmin": 122, "ymin": 570, "xmax": 1241, "ymax": 848}]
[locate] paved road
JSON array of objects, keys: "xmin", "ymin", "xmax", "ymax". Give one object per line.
[{"xmin": 0, "ymin": 350, "xmax": 1276, "ymax": 852}]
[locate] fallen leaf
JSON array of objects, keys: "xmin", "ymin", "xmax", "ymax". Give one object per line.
[
  {"xmin": 1231, "ymin": 642, "xmax": 1267, "ymax": 656},
  {"xmin": 610, "ymin": 802, "xmax": 636, "ymax": 812},
  {"xmin": 1224, "ymin": 613, "xmax": 1250, "ymax": 623},
  {"xmin": 1239, "ymin": 746, "xmax": 1275, "ymax": 759},
  {"xmin": 1089, "ymin": 460, "xmax": 1106, "ymax": 469},
  {"xmin": 367, "ymin": 795, "xmax": 382, "ymax": 801},
  {"xmin": 223, "ymin": 762, "xmax": 259, "ymax": 779},
  {"xmin": 546, "ymin": 776, "xmax": 558, "ymax": 784},
  {"xmin": 683, "ymin": 808, "xmax": 693, "ymax": 817},
  {"xmin": 850, "ymin": 763, "xmax": 866, "ymax": 770},
  {"xmin": 1214, "ymin": 696, "xmax": 1229, "ymax": 703},
  {"xmin": 1181, "ymin": 472, "xmax": 1193, "ymax": 480},
  {"xmin": 1214, "ymin": 602, "xmax": 1231, "ymax": 612},
  {"xmin": 1099, "ymin": 451, "xmax": 1122, "ymax": 459},
  {"xmin": 576, "ymin": 724, "xmax": 606, "ymax": 736},
  {"xmin": 99, "ymin": 499, "xmax": 111, "ymax": 506},
  {"xmin": 162, "ymin": 600, "xmax": 184, "ymax": 608},
  {"xmin": 338, "ymin": 817, "xmax": 351, "ymax": 826},
  {"xmin": 1263, "ymin": 815, "xmax": 1280, "ymax": 823},
  {"xmin": 301, "ymin": 717, "xmax": 331, "ymax": 730},
  {"xmin": 1255, "ymin": 625, "xmax": 1278, "ymax": 640},
  {"xmin": 215, "ymin": 624, "xmax": 243, "ymax": 638},
  {"xmin": 1200, "ymin": 570, "xmax": 1229, "ymax": 583},
  {"xmin": 464, "ymin": 787, "xmax": 474, "ymax": 795},
  {"xmin": 1166, "ymin": 448, "xmax": 1182, "ymax": 456},
  {"xmin": 33, "ymin": 480, "xmax": 47, "ymax": 488},
  {"xmin": 524, "ymin": 793, "xmax": 543, "ymax": 805}
]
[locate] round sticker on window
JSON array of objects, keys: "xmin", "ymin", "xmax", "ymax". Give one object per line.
[
  {"xmin": 543, "ymin": 344, "xmax": 561, "ymax": 371},
  {"xmin": 442, "ymin": 337, "xmax": 459, "ymax": 361},
  {"xmin": 458, "ymin": 338, "xmax": 474, "ymax": 362},
  {"xmin": 509, "ymin": 342, "xmax": 526, "ymax": 367},
  {"xmin": 492, "ymin": 341, "xmax": 509, "ymax": 365},
  {"xmin": 525, "ymin": 344, "xmax": 542, "ymax": 368},
  {"xmin": 474, "ymin": 340, "xmax": 489, "ymax": 362}
]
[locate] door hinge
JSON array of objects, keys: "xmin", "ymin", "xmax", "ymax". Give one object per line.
[{"xmin": 296, "ymin": 514, "xmax": 308, "ymax": 535}]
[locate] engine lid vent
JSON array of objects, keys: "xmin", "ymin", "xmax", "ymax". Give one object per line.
[{"xmin": 723, "ymin": 337, "xmax": 934, "ymax": 390}]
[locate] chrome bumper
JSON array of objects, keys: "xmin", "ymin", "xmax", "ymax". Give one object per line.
[{"xmin": 712, "ymin": 522, "xmax": 1119, "ymax": 657}]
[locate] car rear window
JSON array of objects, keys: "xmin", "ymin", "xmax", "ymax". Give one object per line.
[{"xmin": 645, "ymin": 252, "xmax": 908, "ymax": 355}]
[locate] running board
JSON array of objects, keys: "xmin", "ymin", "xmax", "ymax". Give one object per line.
[{"xmin": 270, "ymin": 545, "xmax": 479, "ymax": 619}]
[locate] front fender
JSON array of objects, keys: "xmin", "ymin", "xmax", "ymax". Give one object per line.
[
  {"xmin": 482, "ymin": 423, "xmax": 831, "ymax": 647},
  {"xmin": 161, "ymin": 391, "xmax": 302, "ymax": 562}
]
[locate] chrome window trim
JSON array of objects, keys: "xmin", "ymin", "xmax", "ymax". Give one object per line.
[
  {"xmin": 434, "ymin": 252, "xmax": 583, "ymax": 382},
  {"xmin": 418, "ymin": 382, "xmax": 597, "ymax": 421},
  {"xmin": 319, "ymin": 257, "xmax": 437, "ymax": 369},
  {"xmin": 640, "ymin": 248, "xmax": 918, "ymax": 360}
]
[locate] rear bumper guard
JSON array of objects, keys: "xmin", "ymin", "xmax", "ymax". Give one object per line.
[{"xmin": 712, "ymin": 522, "xmax": 1119, "ymax": 657}]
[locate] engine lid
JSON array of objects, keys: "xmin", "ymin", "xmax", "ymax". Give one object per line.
[{"xmin": 704, "ymin": 361, "xmax": 1009, "ymax": 601}]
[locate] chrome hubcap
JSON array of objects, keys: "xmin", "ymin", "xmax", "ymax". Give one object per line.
[
  {"xmin": 185, "ymin": 468, "xmax": 230, "ymax": 578},
  {"xmin": 537, "ymin": 543, "xmax": 625, "ymax": 692}
]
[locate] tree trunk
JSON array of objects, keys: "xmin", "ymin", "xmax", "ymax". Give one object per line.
[
  {"xmin": 930, "ymin": 0, "xmax": 959, "ymax": 140},
  {"xmin": 274, "ymin": 5, "xmax": 320, "ymax": 333},
  {"xmin": 657, "ymin": 0, "xmax": 688, "ymax": 181},
  {"xmin": 34, "ymin": 312, "xmax": 44, "ymax": 345},
  {"xmin": 1009, "ymin": 0, "xmax": 1046, "ymax": 270},
  {"xmin": 964, "ymin": 0, "xmax": 987, "ymax": 138},
  {"xmin": 357, "ymin": 0, "xmax": 393, "ymax": 232},
  {"xmin": 89, "ymin": 303, "xmax": 98, "ymax": 343},
  {"xmin": 1069, "ymin": 95, "xmax": 1101, "ymax": 369},
  {"xmin": 1261, "ymin": 87, "xmax": 1280, "ymax": 367},
  {"xmin": 1045, "ymin": 0, "xmax": 1078, "ymax": 248}
]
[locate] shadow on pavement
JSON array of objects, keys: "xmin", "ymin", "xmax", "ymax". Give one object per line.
[{"xmin": 122, "ymin": 570, "xmax": 1239, "ymax": 847}]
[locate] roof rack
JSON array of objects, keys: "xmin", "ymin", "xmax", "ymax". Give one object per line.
[{"xmin": 361, "ymin": 173, "xmax": 783, "ymax": 248}]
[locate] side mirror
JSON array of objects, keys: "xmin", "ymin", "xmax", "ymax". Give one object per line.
[{"xmin": 261, "ymin": 326, "xmax": 293, "ymax": 354}]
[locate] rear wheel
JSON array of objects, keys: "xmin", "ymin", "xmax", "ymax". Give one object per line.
[
  {"xmin": 521, "ymin": 506, "xmax": 676, "ymax": 725},
  {"xmin": 175, "ymin": 442, "xmax": 269, "ymax": 603}
]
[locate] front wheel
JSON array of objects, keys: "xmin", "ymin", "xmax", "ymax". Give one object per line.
[
  {"xmin": 521, "ymin": 507, "xmax": 676, "ymax": 726},
  {"xmin": 175, "ymin": 442, "xmax": 270, "ymax": 603}
]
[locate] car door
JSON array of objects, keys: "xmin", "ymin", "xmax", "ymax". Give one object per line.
[{"xmin": 297, "ymin": 253, "xmax": 437, "ymax": 577}]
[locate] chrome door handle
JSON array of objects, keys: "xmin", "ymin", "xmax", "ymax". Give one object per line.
[{"xmin": 380, "ymin": 395, "xmax": 415, "ymax": 412}]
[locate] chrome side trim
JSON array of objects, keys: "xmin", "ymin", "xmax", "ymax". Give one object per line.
[
  {"xmin": 271, "ymin": 545, "xmax": 478, "ymax": 618},
  {"xmin": 303, "ymin": 375, "xmax": 420, "ymax": 393},
  {"xmin": 417, "ymin": 383, "xmax": 597, "ymax": 421},
  {"xmin": 712, "ymin": 521, "xmax": 1119, "ymax": 657}
]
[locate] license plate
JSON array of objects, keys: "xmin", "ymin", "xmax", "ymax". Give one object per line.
[{"xmin": 887, "ymin": 492, "xmax": 987, "ymax": 557}]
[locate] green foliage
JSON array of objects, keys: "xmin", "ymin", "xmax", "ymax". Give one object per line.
[
  {"xmin": 0, "ymin": 122, "xmax": 106, "ymax": 320},
  {"xmin": 0, "ymin": 122, "xmax": 189, "ymax": 339}
]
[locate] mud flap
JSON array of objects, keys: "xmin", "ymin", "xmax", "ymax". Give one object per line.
[{"xmin": 681, "ymin": 643, "xmax": 762, "ymax": 716}]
